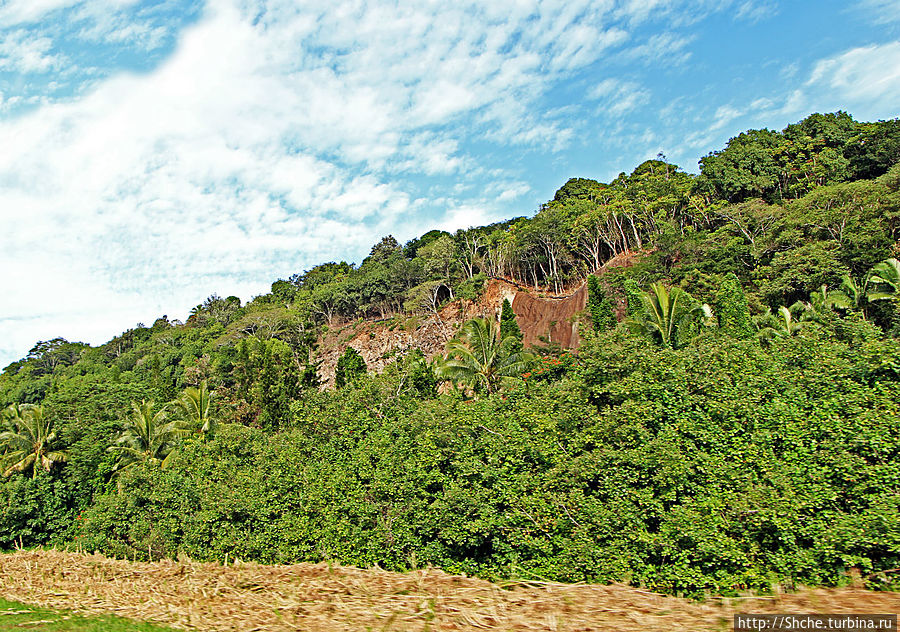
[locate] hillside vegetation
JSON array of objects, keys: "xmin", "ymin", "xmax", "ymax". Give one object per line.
[{"xmin": 1, "ymin": 111, "xmax": 899, "ymax": 596}]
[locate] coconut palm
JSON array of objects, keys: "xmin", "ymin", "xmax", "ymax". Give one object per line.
[
  {"xmin": 626, "ymin": 282, "xmax": 712, "ymax": 349},
  {"xmin": 175, "ymin": 380, "xmax": 216, "ymax": 436},
  {"xmin": 0, "ymin": 404, "xmax": 68, "ymax": 478},
  {"xmin": 108, "ymin": 400, "xmax": 183, "ymax": 474},
  {"xmin": 435, "ymin": 317, "xmax": 533, "ymax": 395}
]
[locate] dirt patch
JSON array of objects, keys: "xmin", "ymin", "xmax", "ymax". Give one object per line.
[
  {"xmin": 2, "ymin": 550, "xmax": 898, "ymax": 632},
  {"xmin": 315, "ymin": 280, "xmax": 588, "ymax": 385},
  {"xmin": 510, "ymin": 283, "xmax": 587, "ymax": 350},
  {"xmin": 315, "ymin": 252, "xmax": 656, "ymax": 385},
  {"xmin": 315, "ymin": 314, "xmax": 455, "ymax": 389}
]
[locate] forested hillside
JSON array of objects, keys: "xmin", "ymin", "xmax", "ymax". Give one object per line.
[{"xmin": 1, "ymin": 111, "xmax": 899, "ymax": 596}]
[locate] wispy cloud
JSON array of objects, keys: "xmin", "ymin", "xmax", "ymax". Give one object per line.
[
  {"xmin": 0, "ymin": 0, "xmax": 81, "ymax": 26},
  {"xmin": 588, "ymin": 78, "xmax": 651, "ymax": 117},
  {"xmin": 0, "ymin": 31, "xmax": 63, "ymax": 72},
  {"xmin": 734, "ymin": 1, "xmax": 778, "ymax": 23},
  {"xmin": 623, "ymin": 32, "xmax": 695, "ymax": 65},
  {"xmin": 855, "ymin": 0, "xmax": 900, "ymax": 24},
  {"xmin": 806, "ymin": 41, "xmax": 900, "ymax": 106}
]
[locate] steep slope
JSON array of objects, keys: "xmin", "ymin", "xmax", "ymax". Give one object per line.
[
  {"xmin": 315, "ymin": 278, "xmax": 588, "ymax": 386},
  {"xmin": 314, "ymin": 249, "xmax": 650, "ymax": 385}
]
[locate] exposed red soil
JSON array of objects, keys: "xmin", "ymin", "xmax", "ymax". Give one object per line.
[{"xmin": 316, "ymin": 251, "xmax": 650, "ymax": 384}]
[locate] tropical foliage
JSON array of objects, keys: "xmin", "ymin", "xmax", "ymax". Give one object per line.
[
  {"xmin": 175, "ymin": 381, "xmax": 215, "ymax": 436},
  {"xmin": 626, "ymin": 283, "xmax": 711, "ymax": 349},
  {"xmin": 435, "ymin": 317, "xmax": 533, "ymax": 394},
  {"xmin": 108, "ymin": 400, "xmax": 183, "ymax": 474},
  {"xmin": 0, "ymin": 404, "xmax": 67, "ymax": 478},
  {"xmin": 586, "ymin": 275, "xmax": 617, "ymax": 331},
  {"xmin": 335, "ymin": 347, "xmax": 367, "ymax": 388}
]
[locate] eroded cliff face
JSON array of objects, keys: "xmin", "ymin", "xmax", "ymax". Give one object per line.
[
  {"xmin": 509, "ymin": 282, "xmax": 587, "ymax": 349},
  {"xmin": 315, "ymin": 278, "xmax": 588, "ymax": 387}
]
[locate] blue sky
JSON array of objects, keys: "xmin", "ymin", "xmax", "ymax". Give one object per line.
[{"xmin": 1, "ymin": 0, "xmax": 899, "ymax": 366}]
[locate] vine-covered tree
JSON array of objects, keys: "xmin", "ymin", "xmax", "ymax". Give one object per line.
[
  {"xmin": 233, "ymin": 337, "xmax": 302, "ymax": 428},
  {"xmin": 715, "ymin": 273, "xmax": 753, "ymax": 338},
  {"xmin": 586, "ymin": 275, "xmax": 617, "ymax": 331},
  {"xmin": 623, "ymin": 278, "xmax": 643, "ymax": 318},
  {"xmin": 335, "ymin": 347, "xmax": 367, "ymax": 388},
  {"xmin": 499, "ymin": 299, "xmax": 523, "ymax": 348}
]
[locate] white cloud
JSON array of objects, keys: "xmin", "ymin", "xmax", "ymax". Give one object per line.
[
  {"xmin": 0, "ymin": 31, "xmax": 62, "ymax": 72},
  {"xmin": 709, "ymin": 104, "xmax": 745, "ymax": 131},
  {"xmin": 75, "ymin": 16, "xmax": 169, "ymax": 51},
  {"xmin": 588, "ymin": 78, "xmax": 651, "ymax": 117},
  {"xmin": 614, "ymin": 0, "xmax": 683, "ymax": 26},
  {"xmin": 613, "ymin": 0, "xmax": 738, "ymax": 27},
  {"xmin": 0, "ymin": 0, "xmax": 143, "ymax": 33},
  {"xmin": 0, "ymin": 0, "xmax": 79, "ymax": 25},
  {"xmin": 435, "ymin": 204, "xmax": 508, "ymax": 233},
  {"xmin": 806, "ymin": 42, "xmax": 900, "ymax": 109},
  {"xmin": 624, "ymin": 32, "xmax": 695, "ymax": 65},
  {"xmin": 690, "ymin": 41, "xmax": 900, "ymax": 149},
  {"xmin": 734, "ymin": 1, "xmax": 777, "ymax": 23}
]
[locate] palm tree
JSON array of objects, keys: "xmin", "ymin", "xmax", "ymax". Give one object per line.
[
  {"xmin": 869, "ymin": 258, "xmax": 900, "ymax": 304},
  {"xmin": 0, "ymin": 404, "xmax": 68, "ymax": 478},
  {"xmin": 175, "ymin": 380, "xmax": 216, "ymax": 436},
  {"xmin": 435, "ymin": 317, "xmax": 533, "ymax": 395},
  {"xmin": 108, "ymin": 400, "xmax": 183, "ymax": 474},
  {"xmin": 626, "ymin": 282, "xmax": 711, "ymax": 349},
  {"xmin": 754, "ymin": 305, "xmax": 804, "ymax": 343},
  {"xmin": 824, "ymin": 274, "xmax": 875, "ymax": 319}
]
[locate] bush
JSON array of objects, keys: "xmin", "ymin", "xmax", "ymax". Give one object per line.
[{"xmin": 335, "ymin": 347, "xmax": 367, "ymax": 388}]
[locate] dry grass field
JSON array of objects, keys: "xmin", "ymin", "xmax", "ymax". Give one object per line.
[{"xmin": 1, "ymin": 550, "xmax": 897, "ymax": 631}]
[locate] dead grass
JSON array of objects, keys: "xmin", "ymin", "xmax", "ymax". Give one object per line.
[{"xmin": 1, "ymin": 550, "xmax": 897, "ymax": 632}]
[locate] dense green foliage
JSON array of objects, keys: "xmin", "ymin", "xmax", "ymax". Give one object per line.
[
  {"xmin": 1, "ymin": 111, "xmax": 899, "ymax": 597},
  {"xmin": 715, "ymin": 273, "xmax": 754, "ymax": 339},
  {"xmin": 64, "ymin": 326, "xmax": 900, "ymax": 594},
  {"xmin": 335, "ymin": 347, "xmax": 367, "ymax": 388},
  {"xmin": 499, "ymin": 299, "xmax": 524, "ymax": 346},
  {"xmin": 587, "ymin": 275, "xmax": 617, "ymax": 331}
]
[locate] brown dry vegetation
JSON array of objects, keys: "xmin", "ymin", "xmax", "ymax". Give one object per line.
[{"xmin": 1, "ymin": 550, "xmax": 898, "ymax": 632}]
